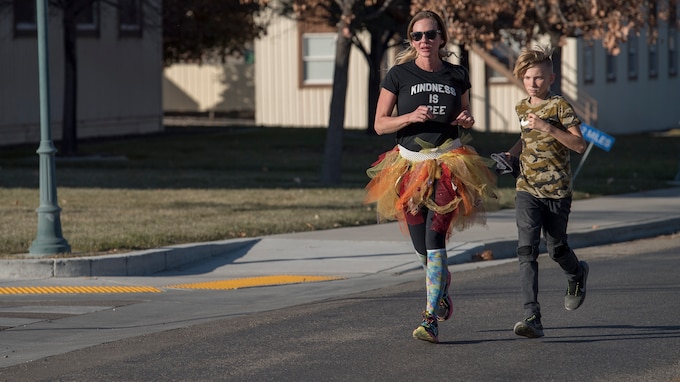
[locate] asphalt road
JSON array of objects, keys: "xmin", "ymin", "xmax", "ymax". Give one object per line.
[{"xmin": 0, "ymin": 234, "xmax": 678, "ymax": 382}]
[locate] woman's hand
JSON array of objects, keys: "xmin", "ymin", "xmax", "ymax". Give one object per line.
[
  {"xmin": 408, "ymin": 105, "xmax": 434, "ymax": 124},
  {"xmin": 453, "ymin": 109, "xmax": 475, "ymax": 129}
]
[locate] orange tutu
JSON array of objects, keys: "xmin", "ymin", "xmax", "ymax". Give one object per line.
[{"xmin": 365, "ymin": 139, "xmax": 497, "ymax": 237}]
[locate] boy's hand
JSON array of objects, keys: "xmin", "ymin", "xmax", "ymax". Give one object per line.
[
  {"xmin": 490, "ymin": 152, "xmax": 519, "ymax": 177},
  {"xmin": 527, "ymin": 113, "xmax": 551, "ymax": 133}
]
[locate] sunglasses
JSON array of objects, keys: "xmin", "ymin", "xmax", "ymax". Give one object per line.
[{"xmin": 410, "ymin": 30, "xmax": 441, "ymax": 41}]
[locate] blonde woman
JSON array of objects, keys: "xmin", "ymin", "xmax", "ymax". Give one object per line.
[{"xmin": 365, "ymin": 10, "xmax": 496, "ymax": 343}]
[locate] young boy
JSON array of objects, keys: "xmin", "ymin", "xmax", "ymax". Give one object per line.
[{"xmin": 503, "ymin": 46, "xmax": 589, "ymax": 338}]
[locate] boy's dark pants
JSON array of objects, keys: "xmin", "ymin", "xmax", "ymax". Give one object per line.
[{"xmin": 515, "ymin": 191, "xmax": 582, "ymax": 318}]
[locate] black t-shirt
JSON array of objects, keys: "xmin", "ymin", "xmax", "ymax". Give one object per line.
[{"xmin": 381, "ymin": 60, "xmax": 471, "ymax": 151}]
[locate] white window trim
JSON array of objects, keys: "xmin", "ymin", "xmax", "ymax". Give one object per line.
[
  {"xmin": 606, "ymin": 53, "xmax": 617, "ymax": 82},
  {"xmin": 75, "ymin": 2, "xmax": 100, "ymax": 34},
  {"xmin": 583, "ymin": 42, "xmax": 595, "ymax": 84},
  {"xmin": 669, "ymin": 27, "xmax": 678, "ymax": 77},
  {"xmin": 301, "ymin": 33, "xmax": 336, "ymax": 86},
  {"xmin": 119, "ymin": 0, "xmax": 143, "ymax": 36},
  {"xmin": 13, "ymin": 1, "xmax": 100, "ymax": 36},
  {"xmin": 649, "ymin": 42, "xmax": 658, "ymax": 78}
]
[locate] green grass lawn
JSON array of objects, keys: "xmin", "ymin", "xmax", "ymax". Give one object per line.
[{"xmin": 1, "ymin": 124, "xmax": 678, "ymax": 257}]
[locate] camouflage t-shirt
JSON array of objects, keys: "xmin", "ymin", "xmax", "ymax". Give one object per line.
[{"xmin": 515, "ymin": 93, "xmax": 581, "ymax": 199}]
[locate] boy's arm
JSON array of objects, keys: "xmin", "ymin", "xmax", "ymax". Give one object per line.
[
  {"xmin": 507, "ymin": 139, "xmax": 522, "ymax": 157},
  {"xmin": 491, "ymin": 139, "xmax": 521, "ymax": 177},
  {"xmin": 526, "ymin": 113, "xmax": 587, "ymax": 154}
]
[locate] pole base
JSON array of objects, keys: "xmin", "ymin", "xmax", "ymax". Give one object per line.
[{"xmin": 29, "ymin": 238, "xmax": 71, "ymax": 256}]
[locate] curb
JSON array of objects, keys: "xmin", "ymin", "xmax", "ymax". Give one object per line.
[
  {"xmin": 0, "ymin": 239, "xmax": 259, "ymax": 279},
  {"xmin": 480, "ymin": 216, "xmax": 680, "ymax": 261},
  {"xmin": 2, "ymin": 217, "xmax": 679, "ymax": 280}
]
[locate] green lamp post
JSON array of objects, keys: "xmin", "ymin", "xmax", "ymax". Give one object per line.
[{"xmin": 29, "ymin": 0, "xmax": 71, "ymax": 255}]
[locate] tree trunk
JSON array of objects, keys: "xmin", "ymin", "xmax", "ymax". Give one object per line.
[
  {"xmin": 539, "ymin": 31, "xmax": 563, "ymax": 96},
  {"xmin": 60, "ymin": 5, "xmax": 78, "ymax": 156},
  {"xmin": 459, "ymin": 44, "xmax": 470, "ymax": 69},
  {"xmin": 365, "ymin": 32, "xmax": 385, "ymax": 136},
  {"xmin": 551, "ymin": 45, "xmax": 563, "ymax": 96},
  {"xmin": 320, "ymin": 26, "xmax": 353, "ymax": 185}
]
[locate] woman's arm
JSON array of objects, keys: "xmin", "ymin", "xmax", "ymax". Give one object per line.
[
  {"xmin": 452, "ymin": 90, "xmax": 474, "ymax": 129},
  {"xmin": 374, "ymin": 88, "xmax": 433, "ymax": 135}
]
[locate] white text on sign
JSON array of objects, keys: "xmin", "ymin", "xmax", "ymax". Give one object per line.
[{"xmin": 580, "ymin": 124, "xmax": 615, "ymax": 152}]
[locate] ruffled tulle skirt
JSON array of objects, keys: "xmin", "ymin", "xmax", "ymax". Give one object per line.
[{"xmin": 364, "ymin": 139, "xmax": 497, "ymax": 237}]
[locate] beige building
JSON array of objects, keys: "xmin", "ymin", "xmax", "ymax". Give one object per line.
[
  {"xmin": 163, "ymin": 55, "xmax": 255, "ymax": 119},
  {"xmin": 253, "ymin": 14, "xmax": 370, "ymax": 129},
  {"xmin": 252, "ymin": 12, "xmax": 680, "ymax": 135},
  {"xmin": 0, "ymin": 1, "xmax": 163, "ymax": 147},
  {"xmin": 4, "ymin": 4, "xmax": 677, "ymax": 146}
]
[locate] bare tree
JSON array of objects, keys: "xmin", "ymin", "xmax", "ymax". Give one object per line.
[
  {"xmin": 243, "ymin": 0, "xmax": 409, "ymax": 184},
  {"xmin": 162, "ymin": 0, "xmax": 266, "ymax": 65},
  {"xmin": 411, "ymin": 0, "xmax": 679, "ymax": 92},
  {"xmin": 244, "ymin": 0, "xmax": 679, "ymax": 184}
]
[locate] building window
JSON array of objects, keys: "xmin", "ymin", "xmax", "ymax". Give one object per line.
[
  {"xmin": 627, "ymin": 34, "xmax": 638, "ymax": 80},
  {"xmin": 301, "ymin": 33, "xmax": 336, "ymax": 86},
  {"xmin": 13, "ymin": 1, "xmax": 100, "ymax": 37},
  {"xmin": 13, "ymin": 0, "xmax": 36, "ymax": 37},
  {"xmin": 606, "ymin": 52, "xmax": 616, "ymax": 82},
  {"xmin": 669, "ymin": 27, "xmax": 678, "ymax": 77},
  {"xmin": 75, "ymin": 1, "xmax": 100, "ymax": 37},
  {"xmin": 119, "ymin": 0, "xmax": 143, "ymax": 37},
  {"xmin": 649, "ymin": 40, "xmax": 658, "ymax": 78},
  {"xmin": 583, "ymin": 41, "xmax": 595, "ymax": 84}
]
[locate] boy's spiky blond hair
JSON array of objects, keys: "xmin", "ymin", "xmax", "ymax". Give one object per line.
[{"xmin": 513, "ymin": 45, "xmax": 554, "ymax": 80}]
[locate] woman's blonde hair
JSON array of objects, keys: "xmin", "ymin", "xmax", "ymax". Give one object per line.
[
  {"xmin": 395, "ymin": 10, "xmax": 450, "ymax": 65},
  {"xmin": 513, "ymin": 45, "xmax": 554, "ymax": 79}
]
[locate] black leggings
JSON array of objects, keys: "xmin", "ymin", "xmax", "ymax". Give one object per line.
[{"xmin": 407, "ymin": 208, "xmax": 448, "ymax": 255}]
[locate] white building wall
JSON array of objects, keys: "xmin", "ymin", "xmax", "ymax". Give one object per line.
[
  {"xmin": 561, "ymin": 39, "xmax": 579, "ymax": 102},
  {"xmin": 478, "ymin": 30, "xmax": 680, "ymax": 135},
  {"xmin": 163, "ymin": 57, "xmax": 255, "ymax": 117},
  {"xmin": 468, "ymin": 51, "xmax": 487, "ymax": 131},
  {"xmin": 253, "ymin": 12, "xmax": 679, "ymax": 135},
  {"xmin": 0, "ymin": 29, "xmax": 46, "ymax": 144},
  {"xmin": 485, "ymin": 81, "xmax": 526, "ymax": 133},
  {"xmin": 0, "ymin": 2, "xmax": 163, "ymax": 147},
  {"xmin": 255, "ymin": 15, "xmax": 368, "ymax": 129},
  {"xmin": 469, "ymin": 51, "xmax": 525, "ymax": 134},
  {"xmin": 571, "ymin": 27, "xmax": 680, "ymax": 133}
]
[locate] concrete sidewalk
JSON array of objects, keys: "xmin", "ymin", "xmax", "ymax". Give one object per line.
[{"xmin": 2, "ymin": 187, "xmax": 679, "ymax": 280}]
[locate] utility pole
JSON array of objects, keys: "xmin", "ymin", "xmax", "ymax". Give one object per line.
[{"xmin": 29, "ymin": 0, "xmax": 71, "ymax": 255}]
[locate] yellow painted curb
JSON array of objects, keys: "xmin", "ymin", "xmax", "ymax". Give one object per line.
[
  {"xmin": 167, "ymin": 275, "xmax": 344, "ymax": 290},
  {"xmin": 0, "ymin": 275, "xmax": 344, "ymax": 295},
  {"xmin": 0, "ymin": 285, "xmax": 162, "ymax": 295}
]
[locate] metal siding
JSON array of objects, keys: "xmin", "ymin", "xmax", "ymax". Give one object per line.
[
  {"xmin": 163, "ymin": 60, "xmax": 255, "ymax": 115},
  {"xmin": 488, "ymin": 83, "xmax": 525, "ymax": 133},
  {"xmin": 561, "ymin": 40, "xmax": 579, "ymax": 101},
  {"xmin": 469, "ymin": 52, "xmax": 487, "ymax": 131},
  {"xmin": 598, "ymin": 33, "xmax": 674, "ymax": 133},
  {"xmin": 344, "ymin": 41, "xmax": 369, "ymax": 129},
  {"xmin": 0, "ymin": 2, "xmax": 163, "ymax": 146},
  {"xmin": 256, "ymin": 15, "xmax": 295, "ymax": 126},
  {"xmin": 255, "ymin": 15, "xmax": 368, "ymax": 129},
  {"xmin": 164, "ymin": 64, "xmax": 224, "ymax": 112}
]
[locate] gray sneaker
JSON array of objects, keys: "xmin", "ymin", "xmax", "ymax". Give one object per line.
[
  {"xmin": 565, "ymin": 261, "xmax": 589, "ymax": 311},
  {"xmin": 513, "ymin": 314, "xmax": 544, "ymax": 338}
]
